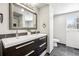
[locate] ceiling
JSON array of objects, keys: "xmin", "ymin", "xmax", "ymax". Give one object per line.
[
  {"xmin": 34, "ymin": 3, "xmax": 48, "ymax": 8},
  {"xmin": 23, "ymin": 3, "xmax": 48, "ymax": 9}
]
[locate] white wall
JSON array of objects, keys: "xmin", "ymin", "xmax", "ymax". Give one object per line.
[
  {"xmin": 38, "ymin": 4, "xmax": 54, "ymax": 53},
  {"xmin": 48, "ymin": 4, "xmax": 54, "ymax": 53},
  {"xmin": 37, "ymin": 5, "xmax": 49, "ymax": 34},
  {"xmin": 53, "ymin": 3, "xmax": 79, "ymax": 15},
  {"xmin": 54, "ymin": 15, "xmax": 66, "ymax": 44}
]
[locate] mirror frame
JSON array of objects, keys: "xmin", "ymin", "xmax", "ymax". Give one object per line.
[{"xmin": 9, "ymin": 3, "xmax": 37, "ymax": 30}]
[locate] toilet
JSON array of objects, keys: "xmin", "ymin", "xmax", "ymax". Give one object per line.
[{"xmin": 53, "ymin": 39, "xmax": 60, "ymax": 47}]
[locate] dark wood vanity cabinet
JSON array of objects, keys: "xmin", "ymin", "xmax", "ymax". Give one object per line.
[{"xmin": 3, "ymin": 36, "xmax": 47, "ymax": 56}]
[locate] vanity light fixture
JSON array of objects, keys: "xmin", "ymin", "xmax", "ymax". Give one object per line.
[{"xmin": 16, "ymin": 3, "xmax": 36, "ymax": 13}]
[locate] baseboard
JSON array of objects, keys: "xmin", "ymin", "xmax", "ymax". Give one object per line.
[
  {"xmin": 57, "ymin": 42, "xmax": 66, "ymax": 46},
  {"xmin": 66, "ymin": 45, "xmax": 79, "ymax": 50}
]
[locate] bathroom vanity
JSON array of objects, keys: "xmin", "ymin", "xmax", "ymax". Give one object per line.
[{"xmin": 2, "ymin": 34, "xmax": 47, "ymax": 56}]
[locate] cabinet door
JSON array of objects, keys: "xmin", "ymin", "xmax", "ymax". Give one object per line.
[{"xmin": 39, "ymin": 36, "xmax": 47, "ymax": 44}]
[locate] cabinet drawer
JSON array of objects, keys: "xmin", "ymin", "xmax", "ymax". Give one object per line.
[
  {"xmin": 28, "ymin": 50, "xmax": 37, "ymax": 56},
  {"xmin": 38, "ymin": 42, "xmax": 47, "ymax": 50},
  {"xmin": 39, "ymin": 36, "xmax": 46, "ymax": 43},
  {"xmin": 25, "ymin": 50, "xmax": 35, "ymax": 56},
  {"xmin": 38, "ymin": 36, "xmax": 47, "ymax": 45},
  {"xmin": 35, "ymin": 42, "xmax": 47, "ymax": 56},
  {"xmin": 3, "ymin": 47, "xmax": 17, "ymax": 56},
  {"xmin": 39, "ymin": 36, "xmax": 46, "ymax": 40},
  {"xmin": 4, "ymin": 40, "xmax": 35, "ymax": 56},
  {"xmin": 34, "ymin": 36, "xmax": 47, "ymax": 49},
  {"xmin": 16, "ymin": 41, "xmax": 35, "ymax": 56}
]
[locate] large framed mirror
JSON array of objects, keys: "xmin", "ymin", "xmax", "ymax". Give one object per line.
[{"xmin": 9, "ymin": 3, "xmax": 37, "ymax": 30}]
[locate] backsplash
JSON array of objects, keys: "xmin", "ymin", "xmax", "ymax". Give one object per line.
[
  {"xmin": 0, "ymin": 32, "xmax": 27, "ymax": 39},
  {"xmin": 0, "ymin": 35, "xmax": 5, "ymax": 39}
]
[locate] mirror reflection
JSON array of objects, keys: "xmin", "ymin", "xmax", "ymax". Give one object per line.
[{"xmin": 10, "ymin": 3, "xmax": 37, "ymax": 29}]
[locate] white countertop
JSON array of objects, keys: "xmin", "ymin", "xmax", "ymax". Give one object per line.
[{"xmin": 2, "ymin": 33, "xmax": 47, "ymax": 48}]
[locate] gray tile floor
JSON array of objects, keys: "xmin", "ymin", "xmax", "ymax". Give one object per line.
[{"xmin": 50, "ymin": 43, "xmax": 79, "ymax": 56}]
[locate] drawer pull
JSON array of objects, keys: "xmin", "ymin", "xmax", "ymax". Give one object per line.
[
  {"xmin": 39, "ymin": 37, "xmax": 46, "ymax": 40},
  {"xmin": 16, "ymin": 41, "xmax": 34, "ymax": 49},
  {"xmin": 39, "ymin": 42, "xmax": 46, "ymax": 47},
  {"xmin": 26, "ymin": 50, "xmax": 34, "ymax": 56}
]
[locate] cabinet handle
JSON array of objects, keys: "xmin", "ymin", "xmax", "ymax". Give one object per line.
[
  {"xmin": 26, "ymin": 50, "xmax": 34, "ymax": 56},
  {"xmin": 39, "ymin": 42, "xmax": 46, "ymax": 47},
  {"xmin": 16, "ymin": 41, "xmax": 34, "ymax": 49},
  {"xmin": 39, "ymin": 37, "xmax": 46, "ymax": 40}
]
